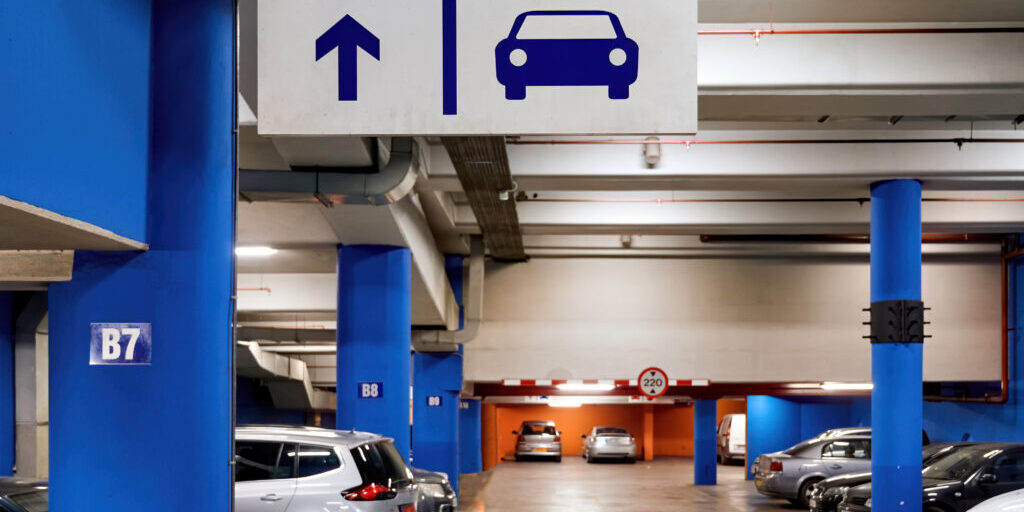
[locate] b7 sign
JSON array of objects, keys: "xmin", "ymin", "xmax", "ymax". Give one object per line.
[
  {"xmin": 258, "ymin": 0, "xmax": 697, "ymax": 135},
  {"xmin": 90, "ymin": 323, "xmax": 152, "ymax": 365}
]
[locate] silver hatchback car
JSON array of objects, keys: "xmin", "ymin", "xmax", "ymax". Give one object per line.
[
  {"xmin": 235, "ymin": 425, "xmax": 418, "ymax": 512},
  {"xmin": 514, "ymin": 420, "xmax": 563, "ymax": 462},
  {"xmin": 582, "ymin": 426, "xmax": 638, "ymax": 463},
  {"xmin": 753, "ymin": 427, "xmax": 872, "ymax": 508}
]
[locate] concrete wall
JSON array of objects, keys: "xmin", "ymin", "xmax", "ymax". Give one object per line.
[{"xmin": 465, "ymin": 256, "xmax": 1001, "ymax": 383}]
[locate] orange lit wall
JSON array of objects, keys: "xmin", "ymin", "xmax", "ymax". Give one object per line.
[{"xmin": 481, "ymin": 399, "xmax": 747, "ymax": 470}]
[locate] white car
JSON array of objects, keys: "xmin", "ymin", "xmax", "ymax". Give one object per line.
[
  {"xmin": 717, "ymin": 413, "xmax": 746, "ymax": 464},
  {"xmin": 235, "ymin": 425, "xmax": 418, "ymax": 512},
  {"xmin": 968, "ymin": 488, "xmax": 1024, "ymax": 512}
]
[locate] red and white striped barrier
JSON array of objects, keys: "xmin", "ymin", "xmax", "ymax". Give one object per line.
[{"xmin": 501, "ymin": 378, "xmax": 710, "ymax": 387}]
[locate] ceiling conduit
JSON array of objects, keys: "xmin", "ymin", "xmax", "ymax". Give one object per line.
[
  {"xmin": 236, "ymin": 341, "xmax": 336, "ymax": 410},
  {"xmin": 238, "ymin": 138, "xmax": 418, "ymax": 206},
  {"xmin": 414, "ymin": 237, "xmax": 485, "ymax": 353}
]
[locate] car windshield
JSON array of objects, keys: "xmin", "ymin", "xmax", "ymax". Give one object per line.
[
  {"xmin": 522, "ymin": 425, "xmax": 556, "ymax": 435},
  {"xmin": 7, "ymin": 489, "xmax": 48, "ymax": 512},
  {"xmin": 516, "ymin": 14, "xmax": 617, "ymax": 40},
  {"xmin": 596, "ymin": 427, "xmax": 628, "ymax": 435},
  {"xmin": 922, "ymin": 446, "xmax": 1000, "ymax": 481}
]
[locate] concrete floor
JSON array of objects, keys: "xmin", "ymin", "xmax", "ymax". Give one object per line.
[{"xmin": 459, "ymin": 457, "xmax": 798, "ymax": 511}]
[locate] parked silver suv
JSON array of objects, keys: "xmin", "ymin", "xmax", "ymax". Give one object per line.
[{"xmin": 235, "ymin": 425, "xmax": 417, "ymax": 512}]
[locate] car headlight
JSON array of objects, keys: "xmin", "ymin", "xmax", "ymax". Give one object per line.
[
  {"xmin": 509, "ymin": 49, "xmax": 527, "ymax": 66},
  {"xmin": 420, "ymin": 483, "xmax": 447, "ymax": 498},
  {"xmin": 609, "ymin": 48, "xmax": 627, "ymax": 66}
]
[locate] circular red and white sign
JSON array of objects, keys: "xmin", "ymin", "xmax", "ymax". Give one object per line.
[{"xmin": 638, "ymin": 367, "xmax": 669, "ymax": 398}]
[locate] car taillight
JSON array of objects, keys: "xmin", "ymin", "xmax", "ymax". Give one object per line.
[
  {"xmin": 554, "ymin": 436, "xmax": 561, "ymax": 442},
  {"xmin": 400, "ymin": 504, "xmax": 416, "ymax": 512},
  {"xmin": 769, "ymin": 460, "xmax": 783, "ymax": 472},
  {"xmin": 343, "ymin": 483, "xmax": 397, "ymax": 501}
]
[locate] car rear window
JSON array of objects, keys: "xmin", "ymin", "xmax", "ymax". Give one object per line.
[
  {"xmin": 7, "ymin": 490, "xmax": 48, "ymax": 512},
  {"xmin": 596, "ymin": 427, "xmax": 628, "ymax": 435},
  {"xmin": 522, "ymin": 425, "xmax": 556, "ymax": 435},
  {"xmin": 350, "ymin": 441, "xmax": 414, "ymax": 490},
  {"xmin": 515, "ymin": 14, "xmax": 617, "ymax": 40}
]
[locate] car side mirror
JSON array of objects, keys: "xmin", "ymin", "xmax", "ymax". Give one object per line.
[
  {"xmin": 581, "ymin": 434, "xmax": 587, "ymax": 439},
  {"xmin": 512, "ymin": 430, "xmax": 518, "ymax": 435},
  {"xmin": 979, "ymin": 473, "xmax": 999, "ymax": 485}
]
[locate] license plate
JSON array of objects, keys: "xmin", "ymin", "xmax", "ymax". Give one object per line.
[
  {"xmin": 533, "ymin": 447, "xmax": 548, "ymax": 452},
  {"xmin": 755, "ymin": 480, "xmax": 763, "ymax": 488}
]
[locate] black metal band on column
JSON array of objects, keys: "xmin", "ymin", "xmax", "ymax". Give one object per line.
[{"xmin": 867, "ymin": 299, "xmax": 926, "ymax": 344}]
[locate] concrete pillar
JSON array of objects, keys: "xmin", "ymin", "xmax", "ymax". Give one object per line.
[
  {"xmin": 870, "ymin": 180, "xmax": 923, "ymax": 512},
  {"xmin": 413, "ymin": 352, "xmax": 462, "ymax": 495},
  {"xmin": 47, "ymin": 0, "xmax": 235, "ymax": 508},
  {"xmin": 0, "ymin": 293, "xmax": 13, "ymax": 477},
  {"xmin": 336, "ymin": 245, "xmax": 412, "ymax": 459},
  {"xmin": 694, "ymin": 399, "xmax": 717, "ymax": 485},
  {"xmin": 459, "ymin": 398, "xmax": 483, "ymax": 474},
  {"xmin": 642, "ymin": 404, "xmax": 655, "ymax": 461}
]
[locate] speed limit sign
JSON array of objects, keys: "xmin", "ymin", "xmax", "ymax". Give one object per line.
[{"xmin": 638, "ymin": 367, "xmax": 669, "ymax": 398}]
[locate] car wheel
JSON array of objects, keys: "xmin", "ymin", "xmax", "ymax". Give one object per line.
[
  {"xmin": 628, "ymin": 457, "xmax": 637, "ymax": 464},
  {"xmin": 608, "ymin": 85, "xmax": 629, "ymax": 99},
  {"xmin": 586, "ymin": 456, "xmax": 594, "ymax": 464},
  {"xmin": 555, "ymin": 455, "xmax": 562, "ymax": 462},
  {"xmin": 797, "ymin": 480, "xmax": 821, "ymax": 508},
  {"xmin": 515, "ymin": 454, "xmax": 522, "ymax": 462},
  {"xmin": 505, "ymin": 85, "xmax": 526, "ymax": 100},
  {"xmin": 717, "ymin": 454, "xmax": 723, "ymax": 464}
]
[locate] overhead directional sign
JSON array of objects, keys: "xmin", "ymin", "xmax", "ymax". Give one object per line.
[
  {"xmin": 637, "ymin": 367, "xmax": 669, "ymax": 398},
  {"xmin": 258, "ymin": 0, "xmax": 697, "ymax": 135}
]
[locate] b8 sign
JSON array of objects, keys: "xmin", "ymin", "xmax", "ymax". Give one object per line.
[
  {"xmin": 90, "ymin": 323, "xmax": 152, "ymax": 365},
  {"xmin": 358, "ymin": 382, "xmax": 383, "ymax": 399},
  {"xmin": 427, "ymin": 395, "xmax": 442, "ymax": 407}
]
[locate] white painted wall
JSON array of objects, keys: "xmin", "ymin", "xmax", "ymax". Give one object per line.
[{"xmin": 463, "ymin": 256, "xmax": 1001, "ymax": 383}]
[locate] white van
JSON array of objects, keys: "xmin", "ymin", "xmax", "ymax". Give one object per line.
[{"xmin": 716, "ymin": 413, "xmax": 746, "ymax": 464}]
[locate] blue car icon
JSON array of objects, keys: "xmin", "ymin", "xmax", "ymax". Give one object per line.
[{"xmin": 495, "ymin": 10, "xmax": 639, "ymax": 100}]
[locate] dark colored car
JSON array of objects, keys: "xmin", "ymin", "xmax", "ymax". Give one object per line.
[
  {"xmin": 412, "ymin": 468, "xmax": 457, "ymax": 512},
  {"xmin": 810, "ymin": 443, "xmax": 976, "ymax": 512},
  {"xmin": 495, "ymin": 10, "xmax": 639, "ymax": 100},
  {"xmin": 0, "ymin": 478, "xmax": 47, "ymax": 512},
  {"xmin": 838, "ymin": 443, "xmax": 1024, "ymax": 512}
]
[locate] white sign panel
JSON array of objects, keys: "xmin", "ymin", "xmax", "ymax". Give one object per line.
[{"xmin": 258, "ymin": 0, "xmax": 697, "ymax": 135}]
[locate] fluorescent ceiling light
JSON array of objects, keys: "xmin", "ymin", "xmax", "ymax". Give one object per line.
[
  {"xmin": 236, "ymin": 246, "xmax": 278, "ymax": 256},
  {"xmin": 547, "ymin": 398, "xmax": 584, "ymax": 408},
  {"xmin": 556, "ymin": 383, "xmax": 614, "ymax": 392},
  {"xmin": 821, "ymin": 382, "xmax": 873, "ymax": 391}
]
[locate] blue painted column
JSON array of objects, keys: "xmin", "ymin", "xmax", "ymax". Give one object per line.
[
  {"xmin": 47, "ymin": 0, "xmax": 235, "ymax": 508},
  {"xmin": 694, "ymin": 399, "xmax": 717, "ymax": 485},
  {"xmin": 337, "ymin": 245, "xmax": 412, "ymax": 459},
  {"xmin": 0, "ymin": 293, "xmax": 13, "ymax": 477},
  {"xmin": 459, "ymin": 398, "xmax": 483, "ymax": 474},
  {"xmin": 870, "ymin": 180, "xmax": 923, "ymax": 512},
  {"xmin": 413, "ymin": 352, "xmax": 462, "ymax": 494}
]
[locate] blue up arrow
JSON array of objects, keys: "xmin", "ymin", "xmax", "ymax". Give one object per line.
[{"xmin": 316, "ymin": 15, "xmax": 380, "ymax": 101}]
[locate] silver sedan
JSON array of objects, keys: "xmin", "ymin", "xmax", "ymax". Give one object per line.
[
  {"xmin": 753, "ymin": 427, "xmax": 872, "ymax": 508},
  {"xmin": 582, "ymin": 426, "xmax": 638, "ymax": 463}
]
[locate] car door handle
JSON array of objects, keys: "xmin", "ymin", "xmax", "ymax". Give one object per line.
[
  {"xmin": 260, "ymin": 494, "xmax": 283, "ymax": 502},
  {"xmin": 831, "ymin": 464, "xmax": 843, "ymax": 470}
]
